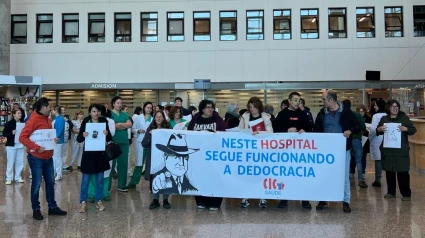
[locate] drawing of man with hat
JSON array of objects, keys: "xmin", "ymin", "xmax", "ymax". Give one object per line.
[{"xmin": 152, "ymin": 133, "xmax": 199, "ymax": 194}]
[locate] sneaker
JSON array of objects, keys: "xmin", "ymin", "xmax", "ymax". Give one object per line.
[
  {"xmin": 48, "ymin": 207, "xmax": 67, "ymax": 216},
  {"xmin": 209, "ymin": 207, "xmax": 219, "ymax": 211},
  {"xmin": 103, "ymin": 196, "xmax": 111, "ymax": 202},
  {"xmin": 96, "ymin": 201, "xmax": 105, "ymax": 211},
  {"xmin": 240, "ymin": 199, "xmax": 250, "ymax": 208},
  {"xmin": 197, "ymin": 203, "xmax": 206, "ymax": 209},
  {"xmin": 372, "ymin": 181, "xmax": 381, "ymax": 187},
  {"xmin": 343, "ymin": 202, "xmax": 351, "ymax": 213},
  {"xmin": 79, "ymin": 202, "xmax": 87, "ymax": 213},
  {"xmin": 88, "ymin": 197, "xmax": 95, "ymax": 203},
  {"xmin": 163, "ymin": 199, "xmax": 171, "ymax": 209},
  {"xmin": 67, "ymin": 166, "xmax": 73, "ymax": 172},
  {"xmin": 259, "ymin": 199, "xmax": 267, "ymax": 208},
  {"xmin": 55, "ymin": 176, "xmax": 62, "ymax": 181},
  {"xmin": 358, "ymin": 180, "xmax": 368, "ymax": 188},
  {"xmin": 5, "ymin": 180, "xmax": 12, "ymax": 185},
  {"xmin": 117, "ymin": 188, "xmax": 128, "ymax": 192},
  {"xmin": 277, "ymin": 200, "xmax": 288, "ymax": 208},
  {"xmin": 349, "ymin": 173, "xmax": 354, "ymax": 179},
  {"xmin": 402, "ymin": 197, "xmax": 411, "ymax": 201},
  {"xmin": 149, "ymin": 199, "xmax": 160, "ymax": 209},
  {"xmin": 316, "ymin": 202, "xmax": 328, "ymax": 210},
  {"xmin": 384, "ymin": 194, "xmax": 395, "ymax": 199},
  {"xmin": 33, "ymin": 210, "xmax": 43, "ymax": 220},
  {"xmin": 302, "ymin": 201, "xmax": 312, "ymax": 209},
  {"xmin": 16, "ymin": 179, "xmax": 25, "ymax": 183},
  {"xmin": 124, "ymin": 184, "xmax": 136, "ymax": 189}
]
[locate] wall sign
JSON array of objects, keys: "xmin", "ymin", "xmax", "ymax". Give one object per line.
[{"xmin": 91, "ymin": 84, "xmax": 117, "ymax": 89}]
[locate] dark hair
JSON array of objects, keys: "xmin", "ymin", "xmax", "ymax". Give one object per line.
[
  {"xmin": 143, "ymin": 102, "xmax": 153, "ymax": 115},
  {"xmin": 98, "ymin": 104, "xmax": 107, "ymax": 117},
  {"xmin": 165, "ymin": 105, "xmax": 172, "ymax": 112},
  {"xmin": 133, "ymin": 106, "xmax": 143, "ymax": 115},
  {"xmin": 88, "ymin": 104, "xmax": 102, "ymax": 114},
  {"xmin": 148, "ymin": 111, "xmax": 170, "ymax": 130},
  {"xmin": 376, "ymin": 99, "xmax": 386, "ymax": 113},
  {"xmin": 325, "ymin": 90, "xmax": 338, "ymax": 101},
  {"xmin": 387, "ymin": 99, "xmax": 401, "ymax": 113},
  {"xmin": 11, "ymin": 109, "xmax": 20, "ymax": 116},
  {"xmin": 281, "ymin": 99, "xmax": 289, "ymax": 108},
  {"xmin": 247, "ymin": 97, "xmax": 264, "ymax": 113},
  {"xmin": 169, "ymin": 106, "xmax": 183, "ymax": 119},
  {"xmin": 111, "ymin": 96, "xmax": 122, "ymax": 108},
  {"xmin": 299, "ymin": 98, "xmax": 306, "ymax": 105},
  {"xmin": 342, "ymin": 99, "xmax": 351, "ymax": 109},
  {"xmin": 157, "ymin": 105, "xmax": 164, "ymax": 111},
  {"xmin": 357, "ymin": 104, "xmax": 367, "ymax": 113},
  {"xmin": 123, "ymin": 105, "xmax": 128, "ymax": 109},
  {"xmin": 174, "ymin": 97, "xmax": 183, "ymax": 103},
  {"xmin": 239, "ymin": 108, "xmax": 248, "ymax": 116},
  {"xmin": 73, "ymin": 110, "xmax": 84, "ymax": 120},
  {"xmin": 34, "ymin": 97, "xmax": 50, "ymax": 112},
  {"xmin": 288, "ymin": 92, "xmax": 301, "ymax": 100},
  {"xmin": 188, "ymin": 106, "xmax": 197, "ymax": 113},
  {"xmin": 53, "ymin": 105, "xmax": 62, "ymax": 113},
  {"xmin": 198, "ymin": 100, "xmax": 215, "ymax": 115}
]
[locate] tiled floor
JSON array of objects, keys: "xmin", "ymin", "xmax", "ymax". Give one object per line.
[{"xmin": 1, "ymin": 150, "xmax": 425, "ymax": 238}]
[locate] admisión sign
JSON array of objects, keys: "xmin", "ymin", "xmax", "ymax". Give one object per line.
[{"xmin": 91, "ymin": 83, "xmax": 117, "ymax": 89}]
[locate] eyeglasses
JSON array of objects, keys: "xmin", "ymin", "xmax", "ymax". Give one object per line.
[{"xmin": 390, "ymin": 106, "xmax": 399, "ymax": 109}]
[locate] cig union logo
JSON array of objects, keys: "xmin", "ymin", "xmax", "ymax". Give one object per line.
[{"xmin": 263, "ymin": 178, "xmax": 285, "ymax": 190}]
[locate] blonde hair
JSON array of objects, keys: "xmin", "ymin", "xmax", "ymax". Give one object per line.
[{"xmin": 73, "ymin": 110, "xmax": 84, "ymax": 120}]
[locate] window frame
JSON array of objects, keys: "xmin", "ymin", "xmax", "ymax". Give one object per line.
[
  {"xmin": 356, "ymin": 7, "xmax": 376, "ymax": 38},
  {"xmin": 246, "ymin": 10, "xmax": 264, "ymax": 40},
  {"xmin": 62, "ymin": 13, "xmax": 79, "ymax": 43},
  {"xmin": 11, "ymin": 14, "xmax": 27, "ymax": 44},
  {"xmin": 141, "ymin": 12, "xmax": 158, "ymax": 42},
  {"xmin": 273, "ymin": 9, "xmax": 291, "ymax": 40},
  {"xmin": 413, "ymin": 5, "xmax": 425, "ymax": 37},
  {"xmin": 300, "ymin": 8, "xmax": 319, "ymax": 39},
  {"xmin": 114, "ymin": 12, "xmax": 132, "ymax": 42},
  {"xmin": 328, "ymin": 8, "xmax": 347, "ymax": 39},
  {"xmin": 88, "ymin": 13, "xmax": 105, "ymax": 43},
  {"xmin": 384, "ymin": 6, "xmax": 403, "ymax": 37},
  {"xmin": 167, "ymin": 12, "xmax": 185, "ymax": 42},
  {"xmin": 219, "ymin": 11, "xmax": 237, "ymax": 41},
  {"xmin": 36, "ymin": 14, "xmax": 53, "ymax": 43},
  {"xmin": 193, "ymin": 11, "xmax": 211, "ymax": 41}
]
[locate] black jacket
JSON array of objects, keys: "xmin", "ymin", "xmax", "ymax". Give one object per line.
[
  {"xmin": 274, "ymin": 108, "xmax": 312, "ymax": 133},
  {"xmin": 153, "ymin": 168, "xmax": 198, "ymax": 195},
  {"xmin": 3, "ymin": 119, "xmax": 19, "ymax": 147},
  {"xmin": 302, "ymin": 106, "xmax": 315, "ymax": 128},
  {"xmin": 314, "ymin": 102, "xmax": 360, "ymax": 151},
  {"xmin": 224, "ymin": 112, "xmax": 240, "ymax": 129}
]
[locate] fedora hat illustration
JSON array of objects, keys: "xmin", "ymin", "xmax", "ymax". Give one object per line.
[{"xmin": 156, "ymin": 133, "xmax": 199, "ymax": 155}]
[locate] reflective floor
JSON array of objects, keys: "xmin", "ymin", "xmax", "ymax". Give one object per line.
[{"xmin": 1, "ymin": 153, "xmax": 425, "ymax": 238}]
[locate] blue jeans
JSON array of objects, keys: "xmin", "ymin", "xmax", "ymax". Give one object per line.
[
  {"xmin": 375, "ymin": 160, "xmax": 382, "ymax": 183},
  {"xmin": 27, "ymin": 154, "xmax": 57, "ymax": 211},
  {"xmin": 344, "ymin": 150, "xmax": 351, "ymax": 204},
  {"xmin": 352, "ymin": 139, "xmax": 363, "ymax": 180},
  {"xmin": 80, "ymin": 173, "xmax": 104, "ymax": 202}
]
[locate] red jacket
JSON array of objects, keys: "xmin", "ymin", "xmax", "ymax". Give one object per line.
[{"xmin": 19, "ymin": 111, "xmax": 54, "ymax": 159}]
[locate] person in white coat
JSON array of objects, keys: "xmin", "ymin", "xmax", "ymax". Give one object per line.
[
  {"xmin": 124, "ymin": 102, "xmax": 153, "ymax": 189},
  {"xmin": 368, "ymin": 99, "xmax": 387, "ymax": 187},
  {"xmin": 69, "ymin": 110, "xmax": 84, "ymax": 170}
]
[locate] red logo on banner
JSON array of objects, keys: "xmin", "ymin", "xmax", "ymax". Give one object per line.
[{"xmin": 263, "ymin": 178, "xmax": 285, "ymax": 190}]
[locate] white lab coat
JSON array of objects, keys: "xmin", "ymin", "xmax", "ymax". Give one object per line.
[
  {"xmin": 132, "ymin": 114, "xmax": 152, "ymax": 166},
  {"xmin": 368, "ymin": 113, "xmax": 387, "ymax": 161}
]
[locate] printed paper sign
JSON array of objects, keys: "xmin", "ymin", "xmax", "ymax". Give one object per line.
[
  {"xmin": 383, "ymin": 123, "xmax": 401, "ymax": 148},
  {"xmin": 14, "ymin": 123, "xmax": 25, "ymax": 143},
  {"xmin": 84, "ymin": 123, "xmax": 106, "ymax": 151},
  {"xmin": 29, "ymin": 129, "xmax": 57, "ymax": 150}
]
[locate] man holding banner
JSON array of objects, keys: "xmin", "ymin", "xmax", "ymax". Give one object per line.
[{"xmin": 314, "ymin": 90, "xmax": 360, "ymax": 213}]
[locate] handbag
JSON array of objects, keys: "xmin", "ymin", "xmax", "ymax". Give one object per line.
[{"xmin": 104, "ymin": 142, "xmax": 122, "ymax": 161}]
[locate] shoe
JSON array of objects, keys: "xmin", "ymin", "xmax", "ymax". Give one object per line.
[
  {"xmin": 163, "ymin": 199, "xmax": 171, "ymax": 209},
  {"xmin": 67, "ymin": 166, "xmax": 73, "ymax": 172},
  {"xmin": 316, "ymin": 202, "xmax": 328, "ymax": 210},
  {"xmin": 96, "ymin": 201, "xmax": 105, "ymax": 211},
  {"xmin": 103, "ymin": 196, "xmax": 111, "ymax": 202},
  {"xmin": 402, "ymin": 197, "xmax": 411, "ymax": 201},
  {"xmin": 33, "ymin": 210, "xmax": 43, "ymax": 220},
  {"xmin": 55, "ymin": 176, "xmax": 62, "ymax": 181},
  {"xmin": 29, "ymin": 175, "xmax": 32, "ymax": 179},
  {"xmin": 79, "ymin": 202, "xmax": 87, "ymax": 213},
  {"xmin": 209, "ymin": 207, "xmax": 219, "ymax": 211},
  {"xmin": 16, "ymin": 179, "xmax": 25, "ymax": 183},
  {"xmin": 384, "ymin": 194, "xmax": 395, "ymax": 199},
  {"xmin": 5, "ymin": 180, "xmax": 12, "ymax": 185},
  {"xmin": 124, "ymin": 184, "xmax": 136, "ymax": 189},
  {"xmin": 372, "ymin": 181, "xmax": 381, "ymax": 187},
  {"xmin": 48, "ymin": 207, "xmax": 67, "ymax": 216},
  {"xmin": 62, "ymin": 167, "xmax": 71, "ymax": 172},
  {"xmin": 77, "ymin": 166, "xmax": 81, "ymax": 170},
  {"xmin": 259, "ymin": 199, "xmax": 267, "ymax": 208},
  {"xmin": 240, "ymin": 199, "xmax": 250, "ymax": 208},
  {"xmin": 197, "ymin": 203, "xmax": 206, "ymax": 209},
  {"xmin": 88, "ymin": 197, "xmax": 95, "ymax": 203},
  {"xmin": 277, "ymin": 200, "xmax": 288, "ymax": 208},
  {"xmin": 349, "ymin": 173, "xmax": 354, "ymax": 179},
  {"xmin": 302, "ymin": 201, "xmax": 312, "ymax": 209},
  {"xmin": 343, "ymin": 202, "xmax": 351, "ymax": 213},
  {"xmin": 149, "ymin": 199, "xmax": 160, "ymax": 209},
  {"xmin": 358, "ymin": 180, "xmax": 368, "ymax": 188},
  {"xmin": 117, "ymin": 188, "xmax": 128, "ymax": 192}
]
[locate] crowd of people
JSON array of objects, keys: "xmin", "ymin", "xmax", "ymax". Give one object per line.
[{"xmin": 2, "ymin": 90, "xmax": 417, "ymax": 220}]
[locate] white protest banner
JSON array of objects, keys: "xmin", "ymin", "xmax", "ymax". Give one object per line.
[
  {"xmin": 151, "ymin": 129, "xmax": 346, "ymax": 201},
  {"xmin": 85, "ymin": 123, "xmax": 106, "ymax": 151},
  {"xmin": 14, "ymin": 123, "xmax": 25, "ymax": 143},
  {"xmin": 383, "ymin": 123, "xmax": 401, "ymax": 148},
  {"xmin": 30, "ymin": 129, "xmax": 57, "ymax": 150}
]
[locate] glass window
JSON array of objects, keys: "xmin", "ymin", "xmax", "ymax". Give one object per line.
[
  {"xmin": 385, "ymin": 7, "xmax": 403, "ymax": 37},
  {"xmin": 273, "ymin": 9, "xmax": 291, "ymax": 40},
  {"xmin": 141, "ymin": 12, "xmax": 158, "ymax": 42},
  {"xmin": 167, "ymin": 12, "xmax": 184, "ymax": 42},
  {"xmin": 193, "ymin": 12, "xmax": 211, "ymax": 41},
  {"xmin": 62, "ymin": 14, "xmax": 79, "ymax": 43},
  {"xmin": 328, "ymin": 8, "xmax": 347, "ymax": 38},
  {"xmin": 11, "ymin": 15, "xmax": 27, "ymax": 44},
  {"xmin": 88, "ymin": 13, "xmax": 105, "ymax": 43},
  {"xmin": 115, "ymin": 13, "xmax": 131, "ymax": 42},
  {"xmin": 36, "ymin": 14, "xmax": 53, "ymax": 43},
  {"xmin": 246, "ymin": 10, "xmax": 264, "ymax": 40},
  {"xmin": 301, "ymin": 9, "xmax": 319, "ymax": 39},
  {"xmin": 414, "ymin": 6, "xmax": 425, "ymax": 37},
  {"xmin": 219, "ymin": 11, "xmax": 237, "ymax": 41},
  {"xmin": 356, "ymin": 7, "xmax": 375, "ymax": 38}
]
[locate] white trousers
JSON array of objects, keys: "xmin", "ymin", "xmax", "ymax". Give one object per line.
[
  {"xmin": 69, "ymin": 141, "xmax": 83, "ymax": 167},
  {"xmin": 62, "ymin": 141, "xmax": 70, "ymax": 168},
  {"xmin": 53, "ymin": 143, "xmax": 66, "ymax": 177},
  {"xmin": 6, "ymin": 146, "xmax": 24, "ymax": 181}
]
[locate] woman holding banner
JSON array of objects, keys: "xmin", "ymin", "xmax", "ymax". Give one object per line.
[
  {"xmin": 187, "ymin": 100, "xmax": 226, "ymax": 211},
  {"xmin": 3, "ymin": 109, "xmax": 25, "ymax": 184},
  {"xmin": 169, "ymin": 106, "xmax": 188, "ymax": 130}
]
